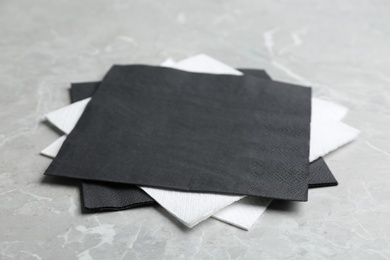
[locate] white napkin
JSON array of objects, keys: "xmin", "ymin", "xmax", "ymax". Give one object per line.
[
  {"xmin": 143, "ymin": 188, "xmax": 243, "ymax": 227},
  {"xmin": 42, "ymin": 54, "xmax": 359, "ymax": 229},
  {"xmin": 46, "ymin": 98, "xmax": 91, "ymax": 135},
  {"xmin": 312, "ymin": 97, "xmax": 348, "ymax": 121},
  {"xmin": 41, "ymin": 135, "xmax": 67, "ymax": 158}
]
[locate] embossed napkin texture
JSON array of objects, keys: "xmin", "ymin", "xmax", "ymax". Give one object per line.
[
  {"xmin": 44, "ymin": 65, "xmax": 312, "ymax": 202},
  {"xmin": 41, "ymin": 56, "xmax": 358, "ymax": 229}
]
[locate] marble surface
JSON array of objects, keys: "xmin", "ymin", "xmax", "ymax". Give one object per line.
[{"xmin": 1, "ymin": 0, "xmax": 389, "ymax": 259}]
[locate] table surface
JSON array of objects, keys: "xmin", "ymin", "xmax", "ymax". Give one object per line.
[{"xmin": 1, "ymin": 0, "xmax": 389, "ymax": 259}]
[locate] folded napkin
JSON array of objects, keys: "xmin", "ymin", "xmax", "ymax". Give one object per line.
[{"xmin": 42, "ymin": 55, "xmax": 358, "ymax": 229}]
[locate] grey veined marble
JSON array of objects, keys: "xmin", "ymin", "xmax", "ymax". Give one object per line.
[{"xmin": 1, "ymin": 0, "xmax": 390, "ymax": 259}]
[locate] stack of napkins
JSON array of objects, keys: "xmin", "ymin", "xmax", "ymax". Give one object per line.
[{"xmin": 41, "ymin": 54, "xmax": 359, "ymax": 230}]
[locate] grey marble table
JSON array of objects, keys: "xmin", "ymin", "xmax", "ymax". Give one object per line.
[{"xmin": 1, "ymin": 0, "xmax": 389, "ymax": 259}]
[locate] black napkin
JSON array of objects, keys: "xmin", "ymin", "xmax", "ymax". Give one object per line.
[
  {"xmin": 307, "ymin": 157, "xmax": 338, "ymax": 188},
  {"xmin": 71, "ymin": 69, "xmax": 336, "ymax": 211},
  {"xmin": 82, "ymin": 181, "xmax": 154, "ymax": 211},
  {"xmin": 45, "ymin": 65, "xmax": 311, "ymax": 201}
]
